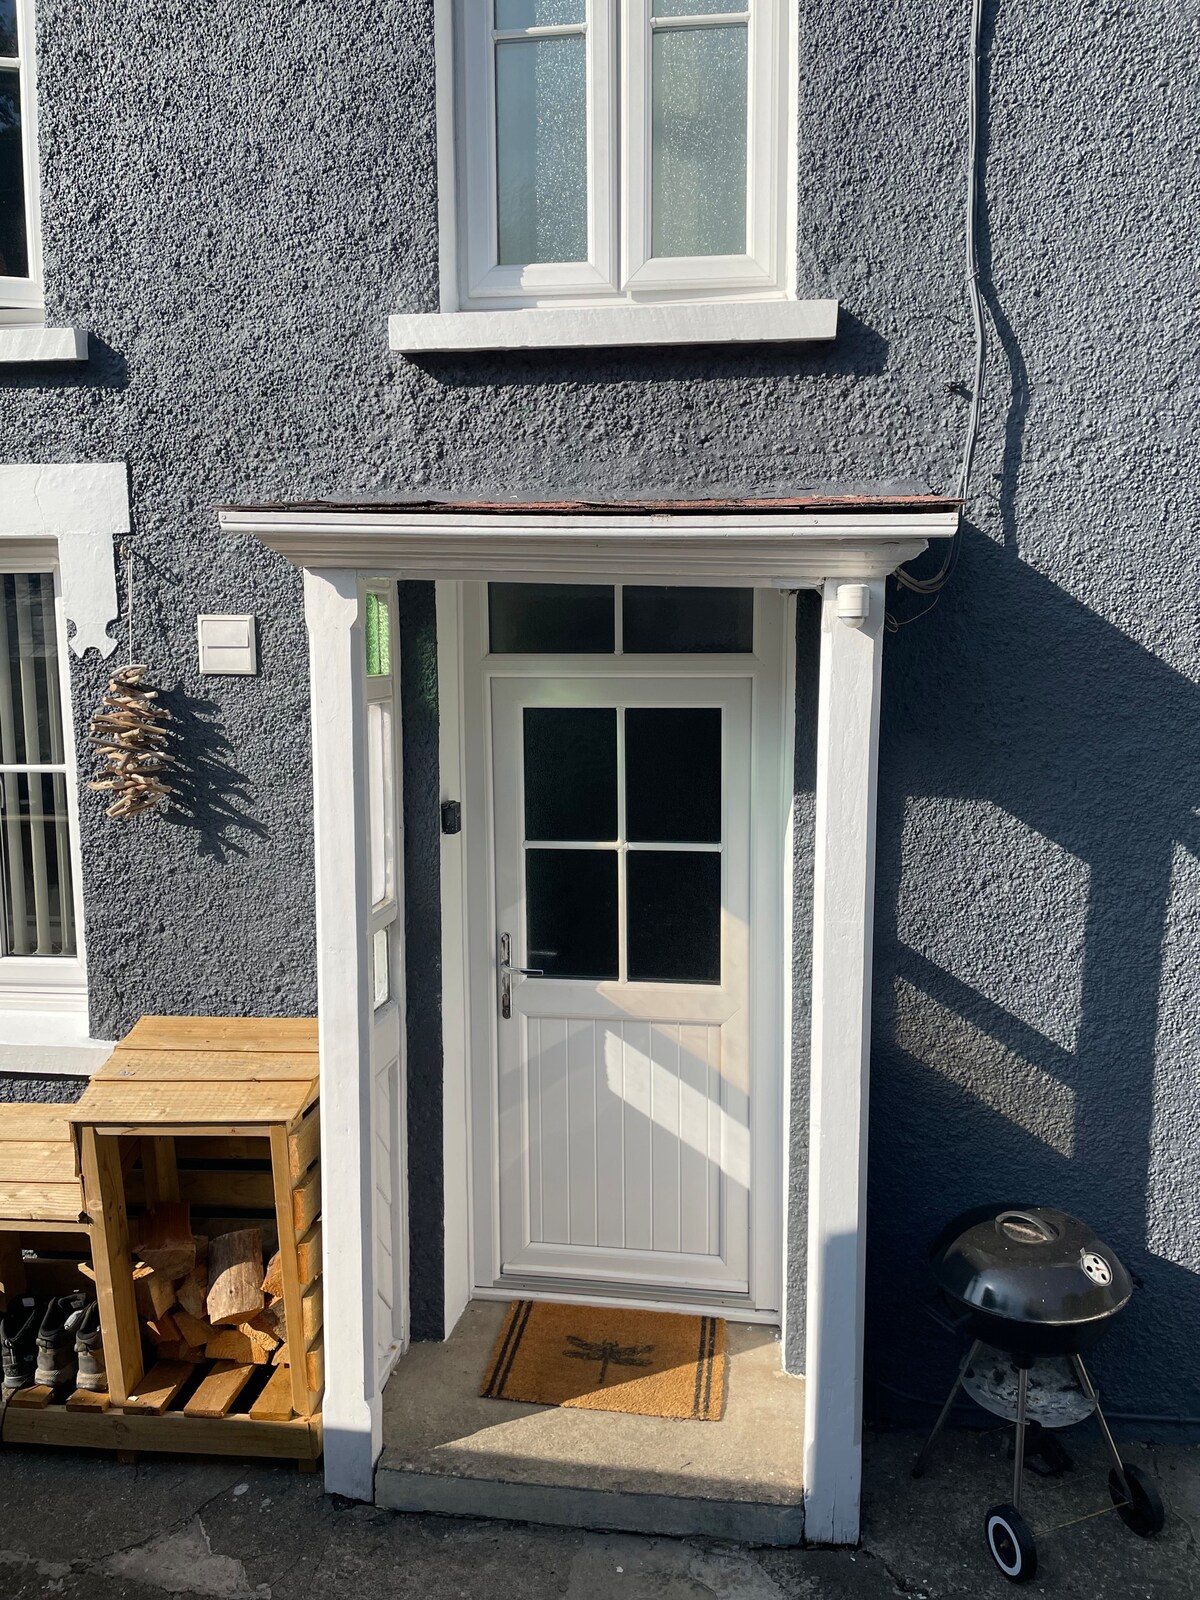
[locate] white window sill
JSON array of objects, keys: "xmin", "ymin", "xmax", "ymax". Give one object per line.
[
  {"xmin": 389, "ymin": 299, "xmax": 838, "ymax": 355},
  {"xmin": 0, "ymin": 326, "xmax": 89, "ymax": 363},
  {"xmin": 0, "ymin": 1009, "xmax": 113, "ymax": 1077}
]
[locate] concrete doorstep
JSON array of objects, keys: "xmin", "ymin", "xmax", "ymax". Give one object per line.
[{"xmin": 376, "ymin": 1301, "xmax": 806, "ymax": 1544}]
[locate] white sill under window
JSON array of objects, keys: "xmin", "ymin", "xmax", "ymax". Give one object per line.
[
  {"xmin": 389, "ymin": 298, "xmax": 839, "ymax": 355},
  {"xmin": 0, "ymin": 308, "xmax": 88, "ymax": 364},
  {"xmin": 0, "ymin": 966, "xmax": 111, "ymax": 1075}
]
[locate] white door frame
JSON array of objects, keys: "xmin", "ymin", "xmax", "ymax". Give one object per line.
[
  {"xmin": 229, "ymin": 498, "xmax": 958, "ymax": 1543},
  {"xmin": 459, "ymin": 586, "xmax": 788, "ymax": 1317}
]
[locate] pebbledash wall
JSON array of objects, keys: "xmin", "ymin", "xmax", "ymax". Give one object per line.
[{"xmin": 1, "ymin": 0, "xmax": 1197, "ymax": 1421}]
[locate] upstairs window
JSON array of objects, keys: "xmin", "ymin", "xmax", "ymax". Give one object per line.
[
  {"xmin": 0, "ymin": 0, "xmax": 40, "ymax": 314},
  {"xmin": 455, "ymin": 0, "xmax": 789, "ymax": 308}
]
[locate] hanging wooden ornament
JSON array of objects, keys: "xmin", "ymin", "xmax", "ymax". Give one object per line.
[
  {"xmin": 88, "ymin": 663, "xmax": 173, "ymax": 818},
  {"xmin": 88, "ymin": 545, "xmax": 173, "ymax": 819}
]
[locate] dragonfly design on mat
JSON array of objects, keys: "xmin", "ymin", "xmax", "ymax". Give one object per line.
[{"xmin": 562, "ymin": 1335, "xmax": 656, "ymax": 1385}]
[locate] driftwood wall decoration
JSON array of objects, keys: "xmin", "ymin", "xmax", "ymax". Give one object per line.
[{"xmin": 89, "ymin": 663, "xmax": 173, "ymax": 818}]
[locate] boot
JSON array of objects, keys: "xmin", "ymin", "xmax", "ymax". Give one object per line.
[
  {"xmin": 1, "ymin": 1300, "xmax": 39, "ymax": 1393},
  {"xmin": 35, "ymin": 1293, "xmax": 90, "ymax": 1395},
  {"xmin": 73, "ymin": 1300, "xmax": 106, "ymax": 1393}
]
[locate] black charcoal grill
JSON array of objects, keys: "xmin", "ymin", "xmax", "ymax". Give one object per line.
[{"xmin": 912, "ymin": 1205, "xmax": 1165, "ymax": 1584}]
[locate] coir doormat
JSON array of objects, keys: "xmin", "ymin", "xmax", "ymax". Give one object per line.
[{"xmin": 480, "ymin": 1300, "xmax": 727, "ymax": 1421}]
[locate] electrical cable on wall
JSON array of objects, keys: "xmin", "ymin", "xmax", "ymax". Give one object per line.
[{"xmin": 889, "ymin": 0, "xmax": 987, "ymax": 628}]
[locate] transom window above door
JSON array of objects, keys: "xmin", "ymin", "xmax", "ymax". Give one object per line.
[
  {"xmin": 455, "ymin": 0, "xmax": 790, "ymax": 308},
  {"xmin": 488, "ymin": 582, "xmax": 754, "ymax": 653}
]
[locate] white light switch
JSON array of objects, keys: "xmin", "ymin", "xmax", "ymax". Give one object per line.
[{"xmin": 198, "ymin": 614, "xmax": 257, "ymax": 675}]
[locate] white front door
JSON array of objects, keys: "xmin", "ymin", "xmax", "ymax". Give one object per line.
[{"xmin": 491, "ymin": 674, "xmax": 755, "ymax": 1298}]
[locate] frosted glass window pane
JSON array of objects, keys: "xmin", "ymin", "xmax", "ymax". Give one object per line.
[
  {"xmin": 653, "ymin": 0, "xmax": 742, "ymax": 13},
  {"xmin": 368, "ymin": 701, "xmax": 395, "ymax": 908},
  {"xmin": 373, "ymin": 927, "xmax": 390, "ymax": 1009},
  {"xmin": 365, "ymin": 592, "xmax": 391, "ymax": 677},
  {"xmin": 651, "ymin": 25, "xmax": 748, "ymax": 259},
  {"xmin": 496, "ymin": 0, "xmax": 584, "ymax": 26},
  {"xmin": 496, "ymin": 36, "xmax": 588, "ymax": 265}
]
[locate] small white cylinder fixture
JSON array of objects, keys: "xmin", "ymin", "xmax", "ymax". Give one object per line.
[{"xmin": 836, "ymin": 583, "xmax": 870, "ymax": 628}]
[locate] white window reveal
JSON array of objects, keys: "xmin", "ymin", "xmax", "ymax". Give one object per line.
[{"xmin": 459, "ymin": 0, "xmax": 787, "ymax": 308}]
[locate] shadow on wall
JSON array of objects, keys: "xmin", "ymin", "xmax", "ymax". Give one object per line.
[
  {"xmin": 159, "ymin": 687, "xmax": 268, "ymax": 863},
  {"xmin": 868, "ymin": 522, "xmax": 1200, "ymax": 1430}
]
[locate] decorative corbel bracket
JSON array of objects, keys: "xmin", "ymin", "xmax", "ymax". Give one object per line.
[{"xmin": 0, "ymin": 462, "xmax": 126, "ymax": 657}]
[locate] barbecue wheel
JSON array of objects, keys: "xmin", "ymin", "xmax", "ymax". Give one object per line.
[
  {"xmin": 1109, "ymin": 1463, "xmax": 1165, "ymax": 1536},
  {"xmin": 984, "ymin": 1503, "xmax": 1038, "ymax": 1583}
]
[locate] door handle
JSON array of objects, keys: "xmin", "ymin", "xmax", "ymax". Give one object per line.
[{"xmin": 499, "ymin": 932, "xmax": 543, "ymax": 1020}]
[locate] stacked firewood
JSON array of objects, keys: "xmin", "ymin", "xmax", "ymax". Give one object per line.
[
  {"xmin": 88, "ymin": 664, "xmax": 173, "ymax": 819},
  {"xmin": 85, "ymin": 1204, "xmax": 294, "ymax": 1370}
]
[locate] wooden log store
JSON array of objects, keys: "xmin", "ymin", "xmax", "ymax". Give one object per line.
[{"xmin": 0, "ymin": 1017, "xmax": 323, "ymax": 1466}]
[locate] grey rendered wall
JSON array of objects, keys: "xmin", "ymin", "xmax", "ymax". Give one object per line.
[{"xmin": 0, "ymin": 0, "xmax": 1194, "ymax": 1418}]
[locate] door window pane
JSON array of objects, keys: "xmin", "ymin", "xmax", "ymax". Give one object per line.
[
  {"xmin": 524, "ymin": 707, "xmax": 617, "ymax": 841},
  {"xmin": 496, "ymin": 34, "xmax": 588, "ymax": 265},
  {"xmin": 0, "ymin": 771, "xmax": 74, "ymax": 956},
  {"xmin": 622, "ymin": 587, "xmax": 753, "ymax": 653},
  {"xmin": 0, "ymin": 66, "xmax": 29, "ymax": 280},
  {"xmin": 626, "ymin": 707, "xmax": 721, "ymax": 844},
  {"xmin": 627, "ymin": 851, "xmax": 720, "ymax": 983},
  {"xmin": 527, "ymin": 849, "xmax": 618, "ymax": 978},
  {"xmin": 651, "ymin": 24, "xmax": 748, "ymax": 258},
  {"xmin": 489, "ymin": 583, "xmax": 614, "ymax": 653}
]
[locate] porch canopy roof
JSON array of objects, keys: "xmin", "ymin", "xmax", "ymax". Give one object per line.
[{"xmin": 218, "ymin": 493, "xmax": 960, "ymax": 586}]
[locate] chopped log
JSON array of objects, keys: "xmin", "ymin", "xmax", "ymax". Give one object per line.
[
  {"xmin": 257, "ymin": 1298, "xmax": 287, "ymax": 1341},
  {"xmin": 207, "ymin": 1229, "xmax": 264, "ymax": 1327},
  {"xmin": 146, "ymin": 1268, "xmax": 177, "ymax": 1320},
  {"xmin": 238, "ymin": 1317, "xmax": 279, "ymax": 1357},
  {"xmin": 172, "ymin": 1308, "xmax": 215, "ymax": 1348},
  {"xmin": 261, "ymin": 1251, "xmax": 283, "ymax": 1300},
  {"xmin": 205, "ymin": 1327, "xmax": 272, "ymax": 1366},
  {"xmin": 133, "ymin": 1263, "xmax": 174, "ymax": 1320},
  {"xmin": 147, "ymin": 1312, "xmax": 180, "ymax": 1345},
  {"xmin": 153, "ymin": 1340, "xmax": 206, "ymax": 1364},
  {"xmin": 137, "ymin": 1203, "xmax": 195, "ymax": 1278},
  {"xmin": 194, "ymin": 1234, "xmax": 209, "ymax": 1266},
  {"xmin": 176, "ymin": 1264, "xmax": 208, "ymax": 1321}
]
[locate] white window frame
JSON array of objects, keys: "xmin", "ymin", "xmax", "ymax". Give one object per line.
[
  {"xmin": 0, "ymin": 0, "xmax": 45, "ymax": 319},
  {"xmin": 454, "ymin": 0, "xmax": 790, "ymax": 311},
  {"xmin": 0, "ymin": 545, "xmax": 86, "ymax": 1013}
]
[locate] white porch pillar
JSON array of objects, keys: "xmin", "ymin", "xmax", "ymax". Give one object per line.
[
  {"xmin": 803, "ymin": 576, "xmax": 886, "ymax": 1545},
  {"xmin": 304, "ymin": 567, "xmax": 380, "ymax": 1500}
]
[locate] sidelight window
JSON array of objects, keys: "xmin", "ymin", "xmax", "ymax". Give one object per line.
[{"xmin": 455, "ymin": 0, "xmax": 790, "ymax": 308}]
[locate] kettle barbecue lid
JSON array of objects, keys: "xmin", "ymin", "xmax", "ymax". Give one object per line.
[{"xmin": 931, "ymin": 1205, "xmax": 1133, "ymax": 1326}]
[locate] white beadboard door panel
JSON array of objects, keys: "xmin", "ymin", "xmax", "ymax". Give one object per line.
[{"xmin": 492, "ymin": 675, "xmax": 753, "ymax": 1297}]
